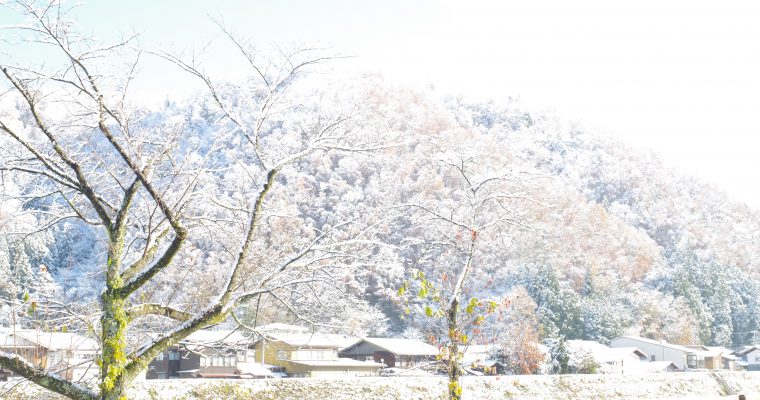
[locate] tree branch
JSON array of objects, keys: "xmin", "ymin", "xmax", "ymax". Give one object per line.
[
  {"xmin": 1, "ymin": 67, "xmax": 113, "ymax": 228},
  {"xmin": 121, "ymin": 302, "xmax": 230, "ymax": 380},
  {"xmin": 0, "ymin": 352, "xmax": 98, "ymax": 400},
  {"xmin": 119, "ymin": 228, "xmax": 169, "ymax": 282},
  {"xmin": 125, "ymin": 303, "xmax": 192, "ymax": 323},
  {"xmin": 118, "ymin": 233, "xmax": 184, "ymax": 297}
]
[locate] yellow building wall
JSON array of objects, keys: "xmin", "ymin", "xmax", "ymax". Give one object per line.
[
  {"xmin": 253, "ymin": 340, "xmax": 293, "ymax": 369},
  {"xmin": 253, "ymin": 340, "xmax": 380, "ymax": 377}
]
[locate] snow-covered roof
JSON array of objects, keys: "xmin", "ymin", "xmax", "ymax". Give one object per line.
[
  {"xmin": 568, "ymin": 340, "xmax": 648, "ymax": 364},
  {"xmin": 462, "ymin": 344, "xmax": 498, "ymax": 365},
  {"xmin": 287, "ymin": 358, "xmax": 385, "ymax": 368},
  {"xmin": 261, "ymin": 332, "xmax": 357, "ymax": 349},
  {"xmin": 342, "ymin": 337, "xmax": 439, "ymax": 356},
  {"xmin": 705, "ymin": 346, "xmax": 734, "ymax": 354},
  {"xmin": 687, "ymin": 345, "xmax": 736, "ymax": 358},
  {"xmin": 184, "ymin": 329, "xmax": 250, "ymax": 345},
  {"xmin": 722, "ymin": 354, "xmax": 740, "ymax": 361},
  {"xmin": 465, "ymin": 344, "xmax": 496, "ymax": 354},
  {"xmin": 733, "ymin": 346, "xmax": 760, "ymax": 357},
  {"xmin": 236, "ymin": 362, "xmax": 275, "ymax": 377},
  {"xmin": 1, "ymin": 330, "xmax": 98, "ymax": 352},
  {"xmin": 612, "ymin": 336, "xmax": 693, "ymax": 353},
  {"xmin": 257, "ymin": 323, "xmax": 310, "ymax": 334}
]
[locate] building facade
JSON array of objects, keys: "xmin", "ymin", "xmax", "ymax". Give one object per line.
[
  {"xmin": 340, "ymin": 337, "xmax": 439, "ymax": 368},
  {"xmin": 0, "ymin": 328, "xmax": 98, "ymax": 381},
  {"xmin": 254, "ymin": 331, "xmax": 383, "ymax": 377}
]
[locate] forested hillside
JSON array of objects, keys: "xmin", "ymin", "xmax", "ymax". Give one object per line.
[{"xmin": 2, "ymin": 72, "xmax": 758, "ymax": 352}]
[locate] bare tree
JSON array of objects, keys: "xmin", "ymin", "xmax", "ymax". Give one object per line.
[
  {"xmin": 397, "ymin": 145, "xmax": 541, "ymax": 400},
  {"xmin": 0, "ymin": 1, "xmax": 385, "ymax": 399}
]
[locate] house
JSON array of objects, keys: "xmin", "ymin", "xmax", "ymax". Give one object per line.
[
  {"xmin": 339, "ymin": 337, "xmax": 439, "ymax": 368},
  {"xmin": 566, "ymin": 340, "xmax": 648, "ymax": 374},
  {"xmin": 707, "ymin": 347, "xmax": 738, "ymax": 370},
  {"xmin": 733, "ymin": 346, "xmax": 760, "ymax": 371},
  {"xmin": 462, "ymin": 344, "xmax": 495, "ymax": 366},
  {"xmin": 461, "ymin": 344, "xmax": 505, "ymax": 375},
  {"xmin": 146, "ymin": 329, "xmax": 263, "ymax": 379},
  {"xmin": 686, "ymin": 345, "xmax": 738, "ymax": 371},
  {"xmin": 254, "ymin": 330, "xmax": 383, "ymax": 377},
  {"xmin": 0, "ymin": 328, "xmax": 98, "ymax": 381},
  {"xmin": 610, "ymin": 336, "xmax": 725, "ymax": 371}
]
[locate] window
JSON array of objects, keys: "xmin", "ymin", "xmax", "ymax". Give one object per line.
[
  {"xmin": 754, "ymin": 355, "xmax": 760, "ymax": 363},
  {"xmin": 237, "ymin": 351, "xmax": 245, "ymax": 362},
  {"xmin": 650, "ymin": 355, "xmax": 655, "ymax": 362},
  {"xmin": 199, "ymin": 356, "xmax": 206, "ymax": 367},
  {"xmin": 156, "ymin": 352, "xmax": 164, "ymax": 361},
  {"xmin": 156, "ymin": 372, "xmax": 165, "ymax": 379},
  {"xmin": 168, "ymin": 351, "xmax": 180, "ymax": 361},
  {"xmin": 687, "ymin": 355, "xmax": 697, "ymax": 368},
  {"xmin": 277, "ymin": 350, "xmax": 287, "ymax": 361}
]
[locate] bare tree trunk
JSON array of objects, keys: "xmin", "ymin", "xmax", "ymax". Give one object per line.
[
  {"xmin": 100, "ymin": 241, "xmax": 129, "ymax": 400},
  {"xmin": 447, "ymin": 298, "xmax": 462, "ymax": 400},
  {"xmin": 100, "ymin": 296, "xmax": 128, "ymax": 400}
]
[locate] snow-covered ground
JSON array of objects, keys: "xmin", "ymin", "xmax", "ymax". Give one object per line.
[{"xmin": 4, "ymin": 372, "xmax": 760, "ymax": 399}]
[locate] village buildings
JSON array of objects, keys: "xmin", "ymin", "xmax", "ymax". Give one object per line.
[
  {"xmin": 2, "ymin": 323, "xmax": 756, "ymax": 383},
  {"xmin": 252, "ymin": 324, "xmax": 383, "ymax": 377},
  {"xmin": 610, "ymin": 336, "xmax": 739, "ymax": 371}
]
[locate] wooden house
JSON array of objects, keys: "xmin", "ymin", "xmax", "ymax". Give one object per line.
[
  {"xmin": 0, "ymin": 328, "xmax": 98, "ymax": 380},
  {"xmin": 253, "ymin": 331, "xmax": 383, "ymax": 377},
  {"xmin": 340, "ymin": 337, "xmax": 439, "ymax": 368},
  {"xmin": 145, "ymin": 329, "xmax": 268, "ymax": 379}
]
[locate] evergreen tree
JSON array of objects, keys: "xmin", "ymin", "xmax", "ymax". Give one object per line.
[
  {"xmin": 0, "ymin": 235, "xmax": 16, "ymax": 299},
  {"xmin": 546, "ymin": 337, "xmax": 570, "ymax": 374}
]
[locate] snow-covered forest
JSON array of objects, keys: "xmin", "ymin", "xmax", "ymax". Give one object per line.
[{"xmin": 3, "ymin": 67, "xmax": 759, "ymax": 350}]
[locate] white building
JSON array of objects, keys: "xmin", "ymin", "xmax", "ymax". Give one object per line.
[
  {"xmin": 566, "ymin": 340, "xmax": 648, "ymax": 374},
  {"xmin": 733, "ymin": 346, "xmax": 760, "ymax": 371},
  {"xmin": 610, "ymin": 336, "xmax": 724, "ymax": 371}
]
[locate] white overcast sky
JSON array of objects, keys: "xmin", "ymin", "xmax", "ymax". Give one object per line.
[{"xmin": 3, "ymin": 0, "xmax": 760, "ymax": 207}]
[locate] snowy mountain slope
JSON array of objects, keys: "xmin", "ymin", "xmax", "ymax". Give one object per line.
[{"xmin": 1, "ymin": 74, "xmax": 758, "ymax": 347}]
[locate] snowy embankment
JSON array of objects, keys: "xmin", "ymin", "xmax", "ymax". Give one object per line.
[{"xmin": 5, "ymin": 372, "xmax": 760, "ymax": 399}]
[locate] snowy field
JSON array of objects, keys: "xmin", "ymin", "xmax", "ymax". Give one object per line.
[{"xmin": 4, "ymin": 372, "xmax": 760, "ymax": 399}]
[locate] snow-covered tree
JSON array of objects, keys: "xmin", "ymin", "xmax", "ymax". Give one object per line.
[
  {"xmin": 0, "ymin": 2, "xmax": 389, "ymax": 399},
  {"xmin": 494, "ymin": 287, "xmax": 544, "ymax": 375}
]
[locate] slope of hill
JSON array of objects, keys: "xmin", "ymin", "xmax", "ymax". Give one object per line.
[{"xmin": 1, "ymin": 74, "xmax": 758, "ymax": 348}]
